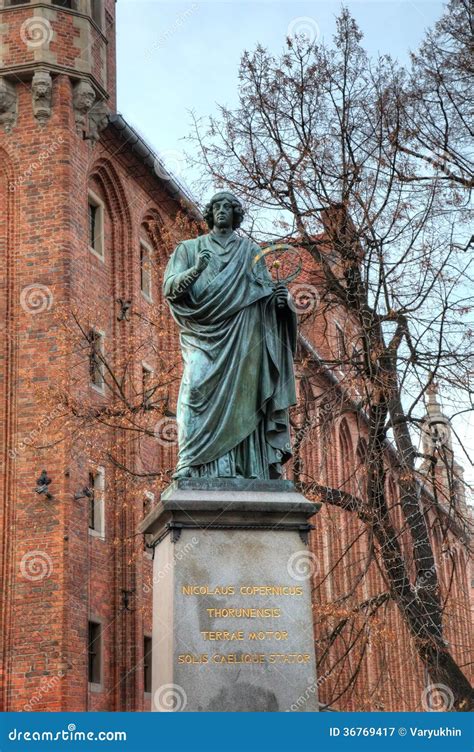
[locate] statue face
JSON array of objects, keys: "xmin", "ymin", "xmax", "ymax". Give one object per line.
[{"xmin": 212, "ymin": 198, "xmax": 233, "ymax": 230}]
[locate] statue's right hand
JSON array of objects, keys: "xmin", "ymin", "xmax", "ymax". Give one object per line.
[{"xmin": 195, "ymin": 248, "xmax": 212, "ymax": 273}]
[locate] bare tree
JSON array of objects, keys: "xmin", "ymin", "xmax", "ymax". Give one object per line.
[
  {"xmin": 186, "ymin": 7, "xmax": 473, "ymax": 709},
  {"xmin": 393, "ymin": 0, "xmax": 473, "ymax": 191}
]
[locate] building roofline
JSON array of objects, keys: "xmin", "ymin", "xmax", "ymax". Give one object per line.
[{"xmin": 103, "ymin": 113, "xmax": 202, "ymax": 221}]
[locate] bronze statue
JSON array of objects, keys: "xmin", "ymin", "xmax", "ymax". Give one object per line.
[{"xmin": 163, "ymin": 191, "xmax": 297, "ymax": 480}]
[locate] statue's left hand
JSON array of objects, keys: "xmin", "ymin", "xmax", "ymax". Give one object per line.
[{"xmin": 274, "ymin": 282, "xmax": 289, "ymax": 309}]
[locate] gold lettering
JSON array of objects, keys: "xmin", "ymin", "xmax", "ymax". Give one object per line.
[
  {"xmin": 201, "ymin": 631, "xmax": 244, "ymax": 641},
  {"xmin": 206, "ymin": 607, "xmax": 281, "ymax": 618},
  {"xmin": 211, "ymin": 653, "xmax": 266, "ymax": 664},
  {"xmin": 248, "ymin": 631, "xmax": 288, "ymax": 640},
  {"xmin": 268, "ymin": 653, "xmax": 311, "ymax": 664},
  {"xmin": 177, "ymin": 654, "xmax": 208, "ymax": 664},
  {"xmin": 239, "ymin": 585, "xmax": 303, "ymax": 596},
  {"xmin": 181, "ymin": 585, "xmax": 235, "ymax": 596}
]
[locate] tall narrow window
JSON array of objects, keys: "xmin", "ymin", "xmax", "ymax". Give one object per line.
[
  {"xmin": 142, "ymin": 364, "xmax": 153, "ymax": 409},
  {"xmin": 88, "ymin": 467, "xmax": 105, "ymax": 537},
  {"xmin": 339, "ymin": 418, "xmax": 354, "ymax": 493},
  {"xmin": 91, "ymin": 0, "xmax": 102, "ymax": 26},
  {"xmin": 88, "ymin": 191, "xmax": 104, "ymax": 259},
  {"xmin": 88, "ymin": 471, "xmax": 96, "ymax": 530},
  {"xmin": 140, "ymin": 241, "xmax": 152, "ymax": 300},
  {"xmin": 356, "ymin": 439, "xmax": 368, "ymax": 499},
  {"xmin": 53, "ymin": 0, "xmax": 73, "ymax": 7},
  {"xmin": 88, "ymin": 621, "xmax": 102, "ymax": 685},
  {"xmin": 88, "ymin": 203, "xmax": 97, "ymax": 246},
  {"xmin": 144, "ymin": 636, "xmax": 152, "ymax": 693},
  {"xmin": 89, "ymin": 329, "xmax": 105, "ymax": 391},
  {"xmin": 335, "ymin": 323, "xmax": 346, "ymax": 362},
  {"xmin": 143, "ymin": 491, "xmax": 155, "ymax": 553}
]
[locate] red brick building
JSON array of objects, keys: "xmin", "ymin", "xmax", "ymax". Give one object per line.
[{"xmin": 0, "ymin": 0, "xmax": 471, "ymax": 713}]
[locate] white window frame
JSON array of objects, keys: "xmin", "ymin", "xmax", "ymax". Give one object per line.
[
  {"xmin": 89, "ymin": 327, "xmax": 106, "ymax": 394},
  {"xmin": 140, "ymin": 238, "xmax": 153, "ymax": 302},
  {"xmin": 88, "ymin": 617, "xmax": 104, "ymax": 691},
  {"xmin": 143, "ymin": 490, "xmax": 155, "ymax": 558},
  {"xmin": 88, "ymin": 466, "xmax": 105, "ymax": 539},
  {"xmin": 88, "ymin": 189, "xmax": 105, "ymax": 261},
  {"xmin": 335, "ymin": 322, "xmax": 346, "ymax": 361}
]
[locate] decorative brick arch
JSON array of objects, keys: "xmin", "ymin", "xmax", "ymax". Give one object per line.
[
  {"xmin": 85, "ymin": 157, "xmax": 136, "ymax": 712},
  {"xmin": 140, "ymin": 208, "xmax": 167, "ymax": 304},
  {"xmin": 88, "ymin": 158, "xmax": 133, "ymax": 291},
  {"xmin": 140, "ymin": 208, "xmax": 165, "ymax": 251}
]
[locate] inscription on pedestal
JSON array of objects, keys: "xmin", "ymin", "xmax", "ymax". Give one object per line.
[
  {"xmin": 178, "ymin": 583, "xmax": 311, "ymax": 669},
  {"xmin": 165, "ymin": 528, "xmax": 319, "ymax": 712}
]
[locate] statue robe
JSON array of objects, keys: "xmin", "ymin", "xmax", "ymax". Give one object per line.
[{"xmin": 163, "ymin": 231, "xmax": 297, "ymax": 479}]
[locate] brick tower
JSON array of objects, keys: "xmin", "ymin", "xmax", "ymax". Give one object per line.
[{"xmin": 0, "ymin": 0, "xmax": 191, "ymax": 711}]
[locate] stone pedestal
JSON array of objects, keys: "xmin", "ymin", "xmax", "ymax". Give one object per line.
[{"xmin": 139, "ymin": 479, "xmax": 320, "ymax": 712}]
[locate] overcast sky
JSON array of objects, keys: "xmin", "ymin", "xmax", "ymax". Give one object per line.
[{"xmin": 116, "ymin": 0, "xmax": 445, "ymax": 190}]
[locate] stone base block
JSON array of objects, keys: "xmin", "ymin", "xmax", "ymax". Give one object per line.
[{"xmin": 139, "ymin": 479, "xmax": 320, "ymax": 712}]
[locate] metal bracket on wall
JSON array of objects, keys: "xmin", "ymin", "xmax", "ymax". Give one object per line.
[
  {"xmin": 117, "ymin": 298, "xmax": 132, "ymax": 321},
  {"xmin": 35, "ymin": 469, "xmax": 53, "ymax": 500}
]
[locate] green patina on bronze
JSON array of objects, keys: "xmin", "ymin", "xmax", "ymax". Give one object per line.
[{"xmin": 163, "ymin": 191, "xmax": 297, "ymax": 480}]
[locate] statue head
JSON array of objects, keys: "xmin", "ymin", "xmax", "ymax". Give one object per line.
[{"xmin": 203, "ymin": 191, "xmax": 244, "ymax": 230}]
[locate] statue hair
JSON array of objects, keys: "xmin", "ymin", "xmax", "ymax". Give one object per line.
[{"xmin": 203, "ymin": 192, "xmax": 245, "ymax": 230}]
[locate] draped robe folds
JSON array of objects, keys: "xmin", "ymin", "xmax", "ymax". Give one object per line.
[{"xmin": 163, "ymin": 231, "xmax": 297, "ymax": 479}]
